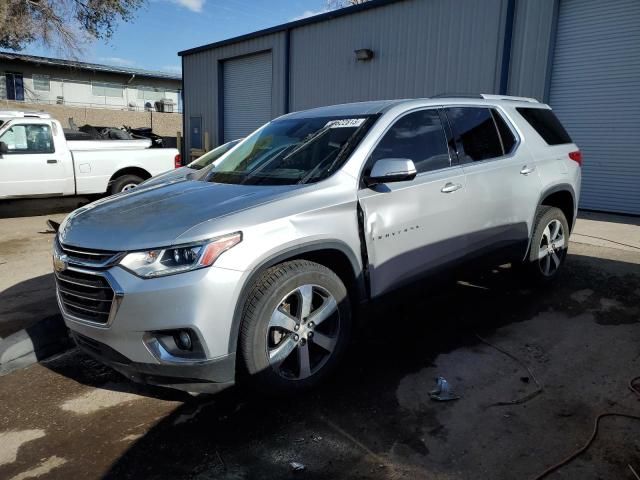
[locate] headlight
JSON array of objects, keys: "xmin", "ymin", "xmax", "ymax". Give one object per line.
[{"xmin": 119, "ymin": 232, "xmax": 242, "ymax": 278}]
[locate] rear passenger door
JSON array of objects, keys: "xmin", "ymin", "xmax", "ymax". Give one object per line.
[
  {"xmin": 358, "ymin": 108, "xmax": 470, "ymax": 297},
  {"xmin": 444, "ymin": 106, "xmax": 541, "ymax": 259}
]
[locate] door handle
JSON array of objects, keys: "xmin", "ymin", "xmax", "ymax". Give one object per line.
[
  {"xmin": 441, "ymin": 182, "xmax": 462, "ymax": 193},
  {"xmin": 520, "ymin": 165, "xmax": 536, "ymax": 175},
  {"xmin": 47, "ymin": 159, "xmax": 58, "ymax": 164}
]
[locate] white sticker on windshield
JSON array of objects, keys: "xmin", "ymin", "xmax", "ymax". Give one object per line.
[{"xmin": 325, "ymin": 118, "xmax": 366, "ymax": 128}]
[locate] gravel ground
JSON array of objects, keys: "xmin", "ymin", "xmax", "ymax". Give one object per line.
[{"xmin": 0, "ymin": 240, "xmax": 638, "ymax": 480}]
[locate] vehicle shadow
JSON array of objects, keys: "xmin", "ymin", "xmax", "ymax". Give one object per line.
[
  {"xmin": 0, "ymin": 197, "xmax": 94, "ymax": 219},
  {"xmin": 37, "ymin": 250, "xmax": 640, "ymax": 479},
  {"xmin": 0, "ymin": 272, "xmax": 74, "ymax": 367}
]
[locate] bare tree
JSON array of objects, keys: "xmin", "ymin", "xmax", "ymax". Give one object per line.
[
  {"xmin": 0, "ymin": 0, "xmax": 144, "ymax": 55},
  {"xmin": 326, "ymin": 0, "xmax": 370, "ymax": 9}
]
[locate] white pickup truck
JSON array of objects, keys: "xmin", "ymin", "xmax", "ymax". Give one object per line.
[{"xmin": 0, "ymin": 111, "xmax": 180, "ymax": 199}]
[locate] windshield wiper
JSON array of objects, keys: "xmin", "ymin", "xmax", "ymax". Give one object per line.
[{"xmin": 280, "ymin": 123, "xmax": 334, "ymax": 163}]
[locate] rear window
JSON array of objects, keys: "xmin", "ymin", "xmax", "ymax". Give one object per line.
[{"xmin": 516, "ymin": 107, "xmax": 572, "ymax": 145}]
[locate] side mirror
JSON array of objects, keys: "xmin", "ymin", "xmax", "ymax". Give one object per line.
[
  {"xmin": 365, "ymin": 158, "xmax": 417, "ymax": 187},
  {"xmin": 0, "ymin": 141, "xmax": 7, "ymax": 155}
]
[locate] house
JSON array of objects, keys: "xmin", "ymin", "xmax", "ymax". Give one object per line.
[
  {"xmin": 0, "ymin": 52, "xmax": 182, "ymax": 113},
  {"xmin": 179, "ymin": 0, "xmax": 640, "ymax": 215}
]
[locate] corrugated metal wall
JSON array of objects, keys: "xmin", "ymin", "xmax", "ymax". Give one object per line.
[
  {"xmin": 289, "ymin": 0, "xmax": 508, "ymax": 111},
  {"xmin": 548, "ymin": 0, "xmax": 640, "ymax": 215},
  {"xmin": 180, "ymin": 0, "xmax": 560, "ymax": 154},
  {"xmin": 507, "ymin": 0, "xmax": 556, "ymax": 101},
  {"xmin": 182, "ymin": 32, "xmax": 287, "ymax": 151}
]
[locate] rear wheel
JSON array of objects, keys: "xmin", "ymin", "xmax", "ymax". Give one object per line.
[
  {"xmin": 110, "ymin": 174, "xmax": 144, "ymax": 194},
  {"xmin": 239, "ymin": 260, "xmax": 351, "ymax": 394},
  {"xmin": 521, "ymin": 206, "xmax": 569, "ymax": 284}
]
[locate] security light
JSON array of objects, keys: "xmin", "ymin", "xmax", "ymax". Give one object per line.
[{"xmin": 355, "ymin": 49, "xmax": 374, "ymax": 61}]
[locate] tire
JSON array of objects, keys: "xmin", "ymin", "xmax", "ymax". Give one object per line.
[
  {"xmin": 239, "ymin": 260, "xmax": 351, "ymax": 394},
  {"xmin": 110, "ymin": 174, "xmax": 144, "ymax": 194},
  {"xmin": 521, "ymin": 206, "xmax": 570, "ymax": 284}
]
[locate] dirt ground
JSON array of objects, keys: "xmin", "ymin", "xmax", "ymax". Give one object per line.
[
  {"xmin": 0, "ymin": 239, "xmax": 638, "ymax": 480},
  {"xmin": 0, "ymin": 197, "xmax": 90, "ymax": 338}
]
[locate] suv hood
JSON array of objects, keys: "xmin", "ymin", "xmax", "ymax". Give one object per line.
[{"xmin": 59, "ymin": 180, "xmax": 302, "ymax": 251}]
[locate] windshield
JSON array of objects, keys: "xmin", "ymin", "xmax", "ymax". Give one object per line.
[
  {"xmin": 205, "ymin": 116, "xmax": 374, "ymax": 185},
  {"xmin": 188, "ymin": 139, "xmax": 241, "ymax": 170}
]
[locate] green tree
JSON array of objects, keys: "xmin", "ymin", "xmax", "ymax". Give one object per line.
[{"xmin": 0, "ymin": 0, "xmax": 144, "ymax": 53}]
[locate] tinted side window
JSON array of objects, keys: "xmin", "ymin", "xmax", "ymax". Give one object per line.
[
  {"xmin": 447, "ymin": 107, "xmax": 503, "ymax": 162},
  {"xmin": 0, "ymin": 124, "xmax": 55, "ymax": 154},
  {"xmin": 516, "ymin": 107, "xmax": 572, "ymax": 145},
  {"xmin": 491, "ymin": 109, "xmax": 516, "ymax": 154},
  {"xmin": 371, "ymin": 109, "xmax": 450, "ymax": 174}
]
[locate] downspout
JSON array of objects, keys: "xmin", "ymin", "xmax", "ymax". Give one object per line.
[
  {"xmin": 284, "ymin": 28, "xmax": 291, "ymax": 114},
  {"xmin": 181, "ymin": 55, "xmax": 186, "ymax": 163},
  {"xmin": 499, "ymin": 0, "xmax": 516, "ymax": 95},
  {"xmin": 543, "ymin": 0, "xmax": 561, "ymax": 103}
]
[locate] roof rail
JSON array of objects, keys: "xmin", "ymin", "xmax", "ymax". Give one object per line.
[
  {"xmin": 431, "ymin": 93, "xmax": 483, "ymax": 99},
  {"xmin": 0, "ymin": 111, "xmax": 52, "ymax": 119},
  {"xmin": 480, "ymin": 94, "xmax": 539, "ymax": 103}
]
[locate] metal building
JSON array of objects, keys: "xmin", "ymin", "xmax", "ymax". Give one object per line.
[{"xmin": 179, "ymin": 0, "xmax": 640, "ymax": 215}]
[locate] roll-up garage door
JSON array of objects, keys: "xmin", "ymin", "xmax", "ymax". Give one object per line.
[
  {"xmin": 548, "ymin": 0, "xmax": 640, "ymax": 214},
  {"xmin": 223, "ymin": 51, "xmax": 272, "ymax": 142}
]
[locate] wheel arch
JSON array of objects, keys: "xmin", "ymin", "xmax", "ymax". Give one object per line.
[
  {"xmin": 228, "ymin": 241, "xmax": 366, "ymax": 353},
  {"xmin": 539, "ymin": 184, "xmax": 576, "ymax": 231},
  {"xmin": 108, "ymin": 166, "xmax": 152, "ymax": 190},
  {"xmin": 523, "ymin": 183, "xmax": 576, "ymax": 261}
]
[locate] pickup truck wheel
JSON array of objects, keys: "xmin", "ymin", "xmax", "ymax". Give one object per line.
[
  {"xmin": 240, "ymin": 260, "xmax": 351, "ymax": 394},
  {"xmin": 110, "ymin": 174, "xmax": 144, "ymax": 194},
  {"xmin": 521, "ymin": 206, "xmax": 569, "ymax": 284}
]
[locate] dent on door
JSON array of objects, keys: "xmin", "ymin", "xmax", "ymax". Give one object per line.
[{"xmin": 358, "ymin": 169, "xmax": 469, "ymax": 297}]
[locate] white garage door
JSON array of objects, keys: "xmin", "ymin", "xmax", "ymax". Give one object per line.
[
  {"xmin": 549, "ymin": 0, "xmax": 640, "ymax": 215},
  {"xmin": 223, "ymin": 51, "xmax": 272, "ymax": 142}
]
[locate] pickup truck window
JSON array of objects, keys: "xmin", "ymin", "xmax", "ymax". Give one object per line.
[
  {"xmin": 206, "ymin": 116, "xmax": 374, "ymax": 185},
  {"xmin": 0, "ymin": 124, "xmax": 55, "ymax": 154},
  {"xmin": 370, "ymin": 109, "xmax": 450, "ymax": 174}
]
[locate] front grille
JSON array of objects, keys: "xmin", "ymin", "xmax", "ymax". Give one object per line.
[
  {"xmin": 56, "ymin": 269, "xmax": 115, "ymax": 324},
  {"xmin": 59, "ymin": 241, "xmax": 122, "ymax": 268}
]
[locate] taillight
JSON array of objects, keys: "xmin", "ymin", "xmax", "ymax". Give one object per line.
[
  {"xmin": 568, "ymin": 151, "xmax": 582, "ymax": 166},
  {"xmin": 174, "ymin": 154, "xmax": 182, "ymax": 168}
]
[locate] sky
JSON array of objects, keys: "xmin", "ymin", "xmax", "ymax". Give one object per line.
[{"xmin": 19, "ymin": 0, "xmax": 333, "ymax": 76}]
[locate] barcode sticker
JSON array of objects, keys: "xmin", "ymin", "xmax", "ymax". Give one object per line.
[{"xmin": 325, "ymin": 118, "xmax": 366, "ymax": 128}]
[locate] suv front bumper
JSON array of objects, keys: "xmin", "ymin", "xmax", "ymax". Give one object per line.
[
  {"xmin": 58, "ymin": 263, "xmax": 246, "ymax": 392},
  {"xmin": 71, "ymin": 331, "xmax": 235, "ymax": 393}
]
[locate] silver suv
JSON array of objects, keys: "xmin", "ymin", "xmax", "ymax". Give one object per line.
[{"xmin": 54, "ymin": 95, "xmax": 581, "ymax": 394}]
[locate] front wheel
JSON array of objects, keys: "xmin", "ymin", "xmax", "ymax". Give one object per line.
[
  {"xmin": 239, "ymin": 260, "xmax": 351, "ymax": 394},
  {"xmin": 521, "ymin": 206, "xmax": 569, "ymax": 284},
  {"xmin": 110, "ymin": 174, "xmax": 144, "ymax": 194}
]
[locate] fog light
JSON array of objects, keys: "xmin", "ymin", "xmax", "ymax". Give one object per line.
[{"xmin": 175, "ymin": 330, "xmax": 192, "ymax": 351}]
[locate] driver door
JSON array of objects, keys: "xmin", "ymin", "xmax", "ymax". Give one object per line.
[
  {"xmin": 357, "ymin": 108, "xmax": 471, "ymax": 298},
  {"xmin": 0, "ymin": 121, "xmax": 65, "ymax": 198}
]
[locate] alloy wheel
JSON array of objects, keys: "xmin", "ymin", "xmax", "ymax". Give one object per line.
[
  {"xmin": 538, "ymin": 219, "xmax": 565, "ymax": 276},
  {"xmin": 267, "ymin": 284, "xmax": 340, "ymax": 380}
]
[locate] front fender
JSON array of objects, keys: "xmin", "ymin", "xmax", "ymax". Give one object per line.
[{"xmin": 226, "ymin": 239, "xmax": 365, "ymax": 353}]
